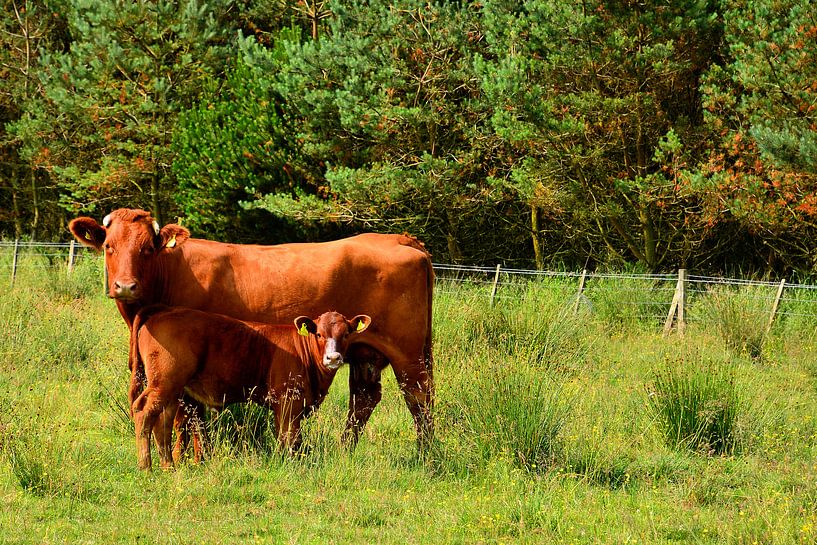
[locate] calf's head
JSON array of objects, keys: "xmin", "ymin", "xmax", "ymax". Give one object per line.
[
  {"xmin": 69, "ymin": 209, "xmax": 189, "ymax": 302},
  {"xmin": 294, "ymin": 312, "xmax": 372, "ymax": 370}
]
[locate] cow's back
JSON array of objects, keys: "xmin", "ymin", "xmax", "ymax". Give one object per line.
[{"xmin": 158, "ymin": 234, "xmax": 432, "ymax": 354}]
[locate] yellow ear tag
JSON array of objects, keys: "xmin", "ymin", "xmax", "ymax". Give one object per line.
[
  {"xmin": 166, "ymin": 234, "xmax": 177, "ymax": 248},
  {"xmin": 298, "ymin": 323, "xmax": 309, "ymax": 337},
  {"xmin": 84, "ymin": 231, "xmax": 92, "ymax": 241},
  {"xmin": 356, "ymin": 320, "xmax": 367, "ymax": 332}
]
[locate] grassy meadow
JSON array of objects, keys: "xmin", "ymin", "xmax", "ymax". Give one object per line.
[{"xmin": 1, "ymin": 255, "xmax": 817, "ymax": 544}]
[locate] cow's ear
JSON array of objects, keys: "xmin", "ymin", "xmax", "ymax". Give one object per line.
[
  {"xmin": 157, "ymin": 224, "xmax": 190, "ymax": 250},
  {"xmin": 350, "ymin": 315, "xmax": 372, "ymax": 334},
  {"xmin": 294, "ymin": 316, "xmax": 318, "ymax": 337},
  {"xmin": 69, "ymin": 217, "xmax": 106, "ymax": 250}
]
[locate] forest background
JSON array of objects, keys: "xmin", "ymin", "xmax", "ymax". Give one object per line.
[{"xmin": 1, "ymin": 0, "xmax": 816, "ymax": 275}]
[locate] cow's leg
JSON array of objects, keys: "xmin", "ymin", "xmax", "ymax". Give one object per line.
[
  {"xmin": 155, "ymin": 398, "xmax": 179, "ymax": 470},
  {"xmin": 274, "ymin": 403, "xmax": 303, "ymax": 454},
  {"xmin": 172, "ymin": 397, "xmax": 209, "ymax": 464},
  {"xmin": 392, "ymin": 358, "xmax": 434, "ymax": 450},
  {"xmin": 342, "ymin": 345, "xmax": 388, "ymax": 447}
]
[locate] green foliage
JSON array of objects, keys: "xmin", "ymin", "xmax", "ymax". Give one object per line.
[
  {"xmin": 478, "ymin": 0, "xmax": 721, "ymax": 270},
  {"xmin": 10, "ymin": 0, "xmax": 233, "ymax": 220},
  {"xmin": 172, "ymin": 32, "xmax": 300, "ymax": 240},
  {"xmin": 697, "ymin": 0, "xmax": 817, "ymax": 271},
  {"xmin": 3, "ymin": 0, "xmax": 817, "ymax": 274},
  {"xmin": 249, "ymin": 0, "xmax": 531, "ymax": 262}
]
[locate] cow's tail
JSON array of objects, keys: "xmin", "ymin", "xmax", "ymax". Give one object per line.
[{"xmin": 128, "ymin": 304, "xmax": 168, "ymax": 413}]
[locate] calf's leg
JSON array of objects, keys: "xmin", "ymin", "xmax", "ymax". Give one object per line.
[
  {"xmin": 155, "ymin": 399, "xmax": 179, "ymax": 470},
  {"xmin": 132, "ymin": 387, "xmax": 163, "ymax": 471}
]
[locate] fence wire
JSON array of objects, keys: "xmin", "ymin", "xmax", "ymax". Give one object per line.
[{"xmin": 4, "ymin": 243, "xmax": 817, "ymax": 325}]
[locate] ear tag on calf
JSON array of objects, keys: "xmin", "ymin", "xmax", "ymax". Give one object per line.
[
  {"xmin": 166, "ymin": 234, "xmax": 177, "ymax": 248},
  {"xmin": 298, "ymin": 323, "xmax": 309, "ymax": 337},
  {"xmin": 84, "ymin": 231, "xmax": 92, "ymax": 241},
  {"xmin": 356, "ymin": 320, "xmax": 367, "ymax": 332}
]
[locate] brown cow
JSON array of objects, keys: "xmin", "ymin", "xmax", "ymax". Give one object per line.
[
  {"xmin": 130, "ymin": 306, "xmax": 371, "ymax": 470},
  {"xmin": 69, "ymin": 209, "xmax": 433, "ymax": 452}
]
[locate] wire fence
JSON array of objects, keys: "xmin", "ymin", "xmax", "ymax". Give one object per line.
[{"xmin": 4, "ymin": 241, "xmax": 817, "ymax": 331}]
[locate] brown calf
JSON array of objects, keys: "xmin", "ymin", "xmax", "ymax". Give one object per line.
[{"xmin": 130, "ymin": 306, "xmax": 371, "ymax": 470}]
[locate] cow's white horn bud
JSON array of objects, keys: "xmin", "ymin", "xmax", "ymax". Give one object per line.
[
  {"xmin": 152, "ymin": 220, "xmax": 160, "ymax": 235},
  {"xmin": 102, "ymin": 214, "xmax": 111, "ymax": 227}
]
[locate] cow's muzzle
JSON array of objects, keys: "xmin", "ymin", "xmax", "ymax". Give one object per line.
[
  {"xmin": 324, "ymin": 352, "xmax": 343, "ymax": 370},
  {"xmin": 112, "ymin": 280, "xmax": 140, "ymax": 301}
]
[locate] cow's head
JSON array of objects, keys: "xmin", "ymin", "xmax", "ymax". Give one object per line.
[
  {"xmin": 68, "ymin": 209, "xmax": 189, "ymax": 302},
  {"xmin": 294, "ymin": 312, "xmax": 371, "ymax": 370}
]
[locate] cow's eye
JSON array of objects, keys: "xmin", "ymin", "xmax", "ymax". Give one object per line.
[{"xmin": 105, "ymin": 244, "xmax": 114, "ymax": 254}]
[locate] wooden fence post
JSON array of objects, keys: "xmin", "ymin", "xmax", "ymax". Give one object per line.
[
  {"xmin": 766, "ymin": 278, "xmax": 787, "ymax": 335},
  {"xmin": 10, "ymin": 239, "xmax": 19, "ymax": 287},
  {"xmin": 573, "ymin": 269, "xmax": 588, "ymax": 315},
  {"xmin": 663, "ymin": 268, "xmax": 687, "ymax": 337},
  {"xmin": 103, "ymin": 253, "xmax": 108, "ymax": 295},
  {"xmin": 67, "ymin": 239, "xmax": 76, "ymax": 274},
  {"xmin": 489, "ymin": 264, "xmax": 501, "ymax": 307}
]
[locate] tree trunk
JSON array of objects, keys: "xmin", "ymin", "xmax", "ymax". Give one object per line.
[
  {"xmin": 640, "ymin": 206, "xmax": 657, "ymax": 270},
  {"xmin": 151, "ymin": 171, "xmax": 163, "ymax": 226},
  {"xmin": 10, "ymin": 164, "xmax": 23, "ymax": 238},
  {"xmin": 446, "ymin": 233, "xmax": 463, "ymax": 264},
  {"xmin": 531, "ymin": 204, "xmax": 544, "ymax": 270},
  {"xmin": 29, "ymin": 167, "xmax": 39, "ymax": 239}
]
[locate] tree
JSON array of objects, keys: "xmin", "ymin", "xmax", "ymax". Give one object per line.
[
  {"xmin": 172, "ymin": 32, "xmax": 302, "ymax": 241},
  {"xmin": 0, "ymin": 0, "xmax": 67, "ymax": 237},
  {"xmin": 248, "ymin": 0, "xmax": 532, "ymax": 263},
  {"xmin": 699, "ymin": 0, "xmax": 817, "ymax": 272},
  {"xmin": 11, "ymin": 0, "xmax": 232, "ymax": 223},
  {"xmin": 477, "ymin": 0, "xmax": 722, "ymax": 270}
]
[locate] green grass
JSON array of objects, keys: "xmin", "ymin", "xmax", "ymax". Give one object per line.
[{"xmin": 1, "ymin": 260, "xmax": 817, "ymax": 543}]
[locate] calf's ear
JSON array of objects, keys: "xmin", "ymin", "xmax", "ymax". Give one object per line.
[
  {"xmin": 294, "ymin": 316, "xmax": 318, "ymax": 336},
  {"xmin": 157, "ymin": 224, "xmax": 190, "ymax": 250},
  {"xmin": 350, "ymin": 315, "xmax": 372, "ymax": 334},
  {"xmin": 69, "ymin": 217, "xmax": 106, "ymax": 250}
]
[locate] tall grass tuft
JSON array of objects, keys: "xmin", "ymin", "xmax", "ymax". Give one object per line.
[
  {"xmin": 449, "ymin": 357, "xmax": 570, "ymax": 471},
  {"xmin": 648, "ymin": 357, "xmax": 742, "ymax": 455},
  {"xmin": 698, "ymin": 287, "xmax": 769, "ymax": 360},
  {"xmin": 207, "ymin": 402, "xmax": 278, "ymax": 457},
  {"xmin": 455, "ymin": 280, "xmax": 592, "ymax": 373},
  {"xmin": 591, "ymin": 277, "xmax": 673, "ymax": 329}
]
